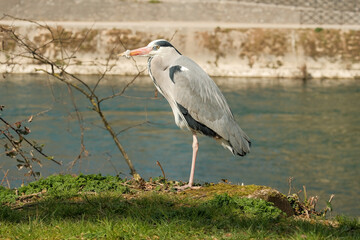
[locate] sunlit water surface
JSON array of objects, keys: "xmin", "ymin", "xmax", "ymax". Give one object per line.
[{"xmin": 1, "ymin": 74, "xmax": 359, "ymax": 216}]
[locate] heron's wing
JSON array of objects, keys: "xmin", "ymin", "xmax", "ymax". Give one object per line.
[{"xmin": 169, "ymin": 57, "xmax": 233, "ymax": 137}]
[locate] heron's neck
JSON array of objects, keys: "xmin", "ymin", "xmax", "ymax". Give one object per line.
[{"xmin": 150, "ymin": 54, "xmax": 178, "ymax": 71}]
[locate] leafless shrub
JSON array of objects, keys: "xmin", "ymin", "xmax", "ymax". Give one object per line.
[
  {"xmin": 287, "ymin": 177, "xmax": 335, "ymax": 218},
  {"xmin": 0, "ymin": 15, "xmax": 144, "ymax": 180}
]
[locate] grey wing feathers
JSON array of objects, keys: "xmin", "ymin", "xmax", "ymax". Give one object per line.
[{"xmin": 170, "ymin": 56, "xmax": 251, "ymax": 156}]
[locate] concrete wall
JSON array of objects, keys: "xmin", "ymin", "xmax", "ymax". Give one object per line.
[
  {"xmin": 0, "ymin": 0, "xmax": 302, "ymax": 23},
  {"xmin": 2, "ymin": 0, "xmax": 360, "ymax": 25},
  {"xmin": 1, "ymin": 0, "xmax": 360, "ymax": 78}
]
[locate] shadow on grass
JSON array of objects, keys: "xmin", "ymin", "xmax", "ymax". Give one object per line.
[{"xmin": 1, "ymin": 193, "xmax": 359, "ymax": 239}]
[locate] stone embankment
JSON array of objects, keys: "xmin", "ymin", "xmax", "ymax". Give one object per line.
[{"xmin": 1, "ymin": 0, "xmax": 360, "ymax": 78}]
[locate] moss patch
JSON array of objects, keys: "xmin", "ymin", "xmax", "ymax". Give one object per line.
[
  {"xmin": 181, "ymin": 183, "xmax": 269, "ymax": 199},
  {"xmin": 32, "ymin": 26, "xmax": 98, "ymax": 59},
  {"xmin": 299, "ymin": 28, "xmax": 360, "ymax": 62},
  {"xmin": 0, "ymin": 25, "xmax": 18, "ymax": 52}
]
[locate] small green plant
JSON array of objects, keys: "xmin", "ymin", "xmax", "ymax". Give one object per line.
[
  {"xmin": 17, "ymin": 174, "xmax": 130, "ymax": 198},
  {"xmin": 336, "ymin": 215, "xmax": 360, "ymax": 233},
  {"xmin": 0, "ymin": 186, "xmax": 17, "ymax": 204},
  {"xmin": 148, "ymin": 0, "xmax": 161, "ymax": 3}
]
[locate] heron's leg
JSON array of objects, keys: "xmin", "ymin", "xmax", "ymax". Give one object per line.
[
  {"xmin": 188, "ymin": 134, "xmax": 198, "ymax": 187},
  {"xmin": 176, "ymin": 134, "xmax": 200, "ymax": 191}
]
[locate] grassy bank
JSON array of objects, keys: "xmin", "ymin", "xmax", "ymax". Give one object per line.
[{"xmin": 0, "ymin": 174, "xmax": 359, "ymax": 239}]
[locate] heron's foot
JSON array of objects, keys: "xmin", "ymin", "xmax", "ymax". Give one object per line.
[{"xmin": 176, "ymin": 184, "xmax": 201, "ymax": 191}]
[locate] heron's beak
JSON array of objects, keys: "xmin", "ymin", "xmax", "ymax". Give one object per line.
[{"xmin": 118, "ymin": 46, "xmax": 152, "ymax": 58}]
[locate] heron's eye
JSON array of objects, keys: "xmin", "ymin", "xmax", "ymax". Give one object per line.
[{"xmin": 153, "ymin": 45, "xmax": 160, "ymax": 51}]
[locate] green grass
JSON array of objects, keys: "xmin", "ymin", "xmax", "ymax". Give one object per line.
[{"xmin": 0, "ymin": 174, "xmax": 359, "ymax": 239}]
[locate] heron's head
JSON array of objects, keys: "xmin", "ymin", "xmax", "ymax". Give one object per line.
[{"xmin": 119, "ymin": 39, "xmax": 181, "ymax": 58}]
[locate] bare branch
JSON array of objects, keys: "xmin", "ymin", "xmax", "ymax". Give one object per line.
[
  {"xmin": 73, "ymin": 23, "xmax": 95, "ymax": 58},
  {"xmin": 0, "ymin": 116, "xmax": 61, "ymax": 165},
  {"xmin": 35, "ymin": 68, "xmax": 92, "ymax": 98},
  {"xmin": 66, "ymin": 84, "xmax": 88, "ymax": 171},
  {"xmin": 156, "ymin": 161, "xmax": 166, "ymax": 180},
  {"xmin": 92, "ymin": 44, "xmax": 119, "ymax": 94},
  {"xmin": 1, "ymin": 169, "xmax": 10, "ymax": 188},
  {"xmin": 120, "ymin": 94, "xmax": 159, "ymax": 100},
  {"xmin": 2, "ymin": 131, "xmax": 37, "ymax": 179},
  {"xmin": 99, "ymin": 72, "xmax": 142, "ymax": 103},
  {"xmin": 169, "ymin": 30, "xmax": 178, "ymax": 42},
  {"xmin": 105, "ymin": 153, "xmax": 120, "ymax": 176},
  {"xmin": 116, "ymin": 120, "xmax": 150, "ymax": 136}
]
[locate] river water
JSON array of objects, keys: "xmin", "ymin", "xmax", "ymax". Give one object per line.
[{"xmin": 1, "ymin": 74, "xmax": 359, "ymax": 217}]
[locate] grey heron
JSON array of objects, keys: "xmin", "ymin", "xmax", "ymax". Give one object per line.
[{"xmin": 119, "ymin": 39, "xmax": 251, "ymax": 189}]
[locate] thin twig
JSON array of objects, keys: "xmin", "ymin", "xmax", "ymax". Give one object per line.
[
  {"xmin": 69, "ymin": 23, "xmax": 96, "ymax": 61},
  {"xmin": 66, "ymin": 84, "xmax": 87, "ymax": 170},
  {"xmin": 105, "ymin": 153, "xmax": 120, "ymax": 176},
  {"xmin": 116, "ymin": 120, "xmax": 150, "ymax": 136},
  {"xmin": 17, "ymin": 191, "xmax": 46, "ymax": 200},
  {"xmin": 120, "ymin": 94, "xmax": 159, "ymax": 100},
  {"xmin": 169, "ymin": 30, "xmax": 178, "ymax": 42},
  {"xmin": 99, "ymin": 72, "xmax": 142, "ymax": 103},
  {"xmin": 92, "ymin": 44, "xmax": 118, "ymax": 94},
  {"xmin": 1, "ymin": 169, "xmax": 10, "ymax": 188},
  {"xmin": 156, "ymin": 161, "xmax": 166, "ymax": 180}
]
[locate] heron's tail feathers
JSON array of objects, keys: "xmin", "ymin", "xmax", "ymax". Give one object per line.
[{"xmin": 220, "ymin": 124, "xmax": 251, "ymax": 157}]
